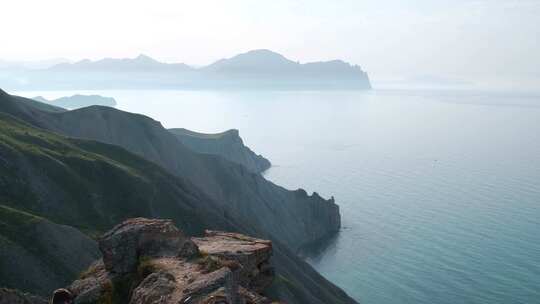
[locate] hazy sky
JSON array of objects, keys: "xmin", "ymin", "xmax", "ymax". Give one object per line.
[{"xmin": 2, "ymin": 0, "xmax": 539, "ymax": 87}]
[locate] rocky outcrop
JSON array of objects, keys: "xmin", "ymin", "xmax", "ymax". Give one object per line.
[
  {"xmin": 193, "ymin": 231, "xmax": 274, "ymax": 293},
  {"xmin": 67, "ymin": 218, "xmax": 274, "ymax": 304},
  {"xmin": 169, "ymin": 128, "xmax": 271, "ymax": 174},
  {"xmin": 99, "ymin": 218, "xmax": 200, "ymax": 275}
]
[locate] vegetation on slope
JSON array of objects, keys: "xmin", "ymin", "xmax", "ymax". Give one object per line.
[{"xmin": 0, "ymin": 113, "xmax": 231, "ymax": 236}]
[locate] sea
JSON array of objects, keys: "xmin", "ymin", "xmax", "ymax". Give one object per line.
[{"xmin": 16, "ymin": 88, "xmax": 540, "ymax": 304}]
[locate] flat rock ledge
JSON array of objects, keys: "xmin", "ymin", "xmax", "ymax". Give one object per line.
[{"xmin": 66, "ymin": 218, "xmax": 275, "ymax": 304}]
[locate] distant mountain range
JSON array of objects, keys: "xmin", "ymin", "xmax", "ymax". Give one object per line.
[
  {"xmin": 50, "ymin": 54, "xmax": 192, "ymax": 73},
  {"xmin": 0, "ymin": 50, "xmax": 371, "ymax": 90}
]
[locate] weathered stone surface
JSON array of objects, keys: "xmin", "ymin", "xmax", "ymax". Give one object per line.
[
  {"xmin": 0, "ymin": 288, "xmax": 47, "ymax": 304},
  {"xmin": 193, "ymin": 231, "xmax": 274, "ymax": 292},
  {"xmin": 129, "ymin": 271, "xmax": 176, "ymax": 304},
  {"xmin": 67, "ymin": 218, "xmax": 273, "ymax": 304},
  {"xmin": 238, "ymin": 287, "xmax": 273, "ymax": 304},
  {"xmin": 99, "ymin": 218, "xmax": 199, "ymax": 275},
  {"xmin": 129, "ymin": 260, "xmax": 238, "ymax": 304},
  {"xmin": 68, "ymin": 261, "xmax": 110, "ymax": 304}
]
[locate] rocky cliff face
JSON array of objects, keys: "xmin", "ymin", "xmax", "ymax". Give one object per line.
[
  {"xmin": 0, "ymin": 93, "xmax": 339, "ymax": 252},
  {"xmin": 0, "ymin": 90, "xmax": 356, "ymax": 304},
  {"xmin": 169, "ymin": 128, "xmax": 271, "ymax": 174},
  {"xmin": 67, "ymin": 218, "xmax": 275, "ymax": 304}
]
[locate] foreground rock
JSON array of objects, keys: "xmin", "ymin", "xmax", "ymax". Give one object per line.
[{"xmin": 67, "ymin": 218, "xmax": 275, "ymax": 304}]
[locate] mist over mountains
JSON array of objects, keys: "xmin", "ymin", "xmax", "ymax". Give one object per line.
[
  {"xmin": 50, "ymin": 54, "xmax": 193, "ymax": 73},
  {"xmin": 0, "ymin": 50, "xmax": 371, "ymax": 90}
]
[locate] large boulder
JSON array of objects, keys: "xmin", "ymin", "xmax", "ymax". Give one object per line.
[{"xmin": 99, "ymin": 218, "xmax": 199, "ymax": 275}]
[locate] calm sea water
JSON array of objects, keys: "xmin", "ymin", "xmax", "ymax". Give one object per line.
[{"xmin": 17, "ymin": 88, "xmax": 540, "ymax": 304}]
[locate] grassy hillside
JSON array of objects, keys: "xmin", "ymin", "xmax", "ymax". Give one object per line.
[
  {"xmin": 0, "ymin": 203, "xmax": 100, "ymax": 295},
  {"xmin": 0, "ymin": 113, "xmax": 233, "ymax": 236}
]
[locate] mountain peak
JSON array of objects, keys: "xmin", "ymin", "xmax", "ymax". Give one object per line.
[
  {"xmin": 205, "ymin": 49, "xmax": 296, "ymax": 71},
  {"xmin": 242, "ymin": 49, "xmax": 284, "ymax": 57},
  {"xmin": 133, "ymin": 54, "xmax": 157, "ymax": 62},
  {"xmin": 232, "ymin": 49, "xmax": 291, "ymax": 62}
]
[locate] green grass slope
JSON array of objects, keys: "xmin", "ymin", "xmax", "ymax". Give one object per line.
[
  {"xmin": 0, "ymin": 113, "xmax": 234, "ymax": 236},
  {"xmin": 0, "ymin": 204, "xmax": 99, "ymax": 295}
]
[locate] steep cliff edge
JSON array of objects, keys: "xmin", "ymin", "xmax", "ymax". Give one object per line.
[
  {"xmin": 169, "ymin": 128, "xmax": 271, "ymax": 174},
  {"xmin": 0, "ymin": 90, "xmax": 340, "ymax": 252},
  {"xmin": 66, "ymin": 218, "xmax": 275, "ymax": 304},
  {"xmin": 0, "ymin": 90, "xmax": 355, "ymax": 304}
]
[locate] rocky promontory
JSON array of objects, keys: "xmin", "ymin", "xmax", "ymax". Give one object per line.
[
  {"xmin": 169, "ymin": 128, "xmax": 271, "ymax": 174},
  {"xmin": 65, "ymin": 218, "xmax": 275, "ymax": 304}
]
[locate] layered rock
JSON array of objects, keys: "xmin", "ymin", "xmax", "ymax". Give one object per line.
[
  {"xmin": 67, "ymin": 218, "xmax": 274, "ymax": 304},
  {"xmin": 193, "ymin": 231, "xmax": 274, "ymax": 293},
  {"xmin": 169, "ymin": 128, "xmax": 271, "ymax": 174}
]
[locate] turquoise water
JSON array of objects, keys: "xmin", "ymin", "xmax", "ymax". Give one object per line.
[{"xmin": 17, "ymin": 89, "xmax": 540, "ymax": 303}]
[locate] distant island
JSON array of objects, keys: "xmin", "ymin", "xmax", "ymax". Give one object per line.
[
  {"xmin": 0, "ymin": 50, "xmax": 371, "ymax": 90},
  {"xmin": 33, "ymin": 94, "xmax": 117, "ymax": 109}
]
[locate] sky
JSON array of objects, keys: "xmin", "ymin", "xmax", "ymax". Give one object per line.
[{"xmin": 1, "ymin": 0, "xmax": 539, "ymax": 88}]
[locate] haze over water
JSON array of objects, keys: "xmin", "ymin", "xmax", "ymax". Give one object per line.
[{"xmin": 17, "ymin": 88, "xmax": 540, "ymax": 304}]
